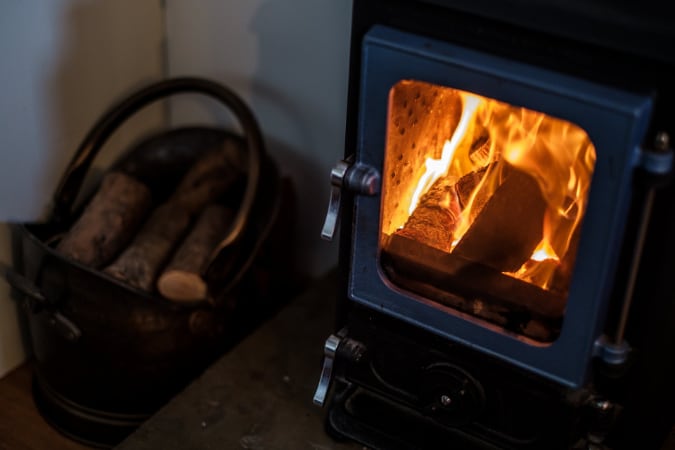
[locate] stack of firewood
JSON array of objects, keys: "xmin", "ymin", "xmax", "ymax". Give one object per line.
[{"xmin": 56, "ymin": 139, "xmax": 247, "ymax": 303}]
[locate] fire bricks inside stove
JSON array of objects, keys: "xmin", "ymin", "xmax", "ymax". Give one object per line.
[{"xmin": 314, "ymin": 1, "xmax": 675, "ymax": 450}]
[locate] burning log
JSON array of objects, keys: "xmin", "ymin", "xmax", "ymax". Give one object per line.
[
  {"xmin": 395, "ymin": 161, "xmax": 495, "ymax": 252},
  {"xmin": 454, "ymin": 162, "xmax": 497, "ymax": 222},
  {"xmin": 157, "ymin": 205, "xmax": 234, "ymax": 302},
  {"xmin": 453, "ymin": 163, "xmax": 547, "ymax": 272},
  {"xmin": 56, "ymin": 172, "xmax": 152, "ymax": 268},
  {"xmin": 380, "ymin": 82, "xmax": 463, "ymax": 236},
  {"xmin": 468, "ymin": 127, "xmax": 492, "ymax": 167},
  {"xmin": 396, "ymin": 176, "xmax": 460, "ymax": 252},
  {"xmin": 381, "ymin": 233, "xmax": 567, "ymax": 321},
  {"xmin": 104, "ymin": 141, "xmax": 246, "ymax": 291}
]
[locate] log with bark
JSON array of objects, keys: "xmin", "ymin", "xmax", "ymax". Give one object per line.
[
  {"xmin": 170, "ymin": 138, "xmax": 246, "ymax": 213},
  {"xmin": 157, "ymin": 204, "xmax": 234, "ymax": 302},
  {"xmin": 104, "ymin": 202, "xmax": 192, "ymax": 291},
  {"xmin": 56, "ymin": 172, "xmax": 152, "ymax": 268}
]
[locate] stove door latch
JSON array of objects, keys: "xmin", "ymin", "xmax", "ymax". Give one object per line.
[
  {"xmin": 321, "ymin": 158, "xmax": 380, "ymax": 241},
  {"xmin": 313, "ymin": 332, "xmax": 367, "ymax": 407},
  {"xmin": 313, "ymin": 334, "xmax": 342, "ymax": 406}
]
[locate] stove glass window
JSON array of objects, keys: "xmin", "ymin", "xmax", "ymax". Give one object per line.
[{"xmin": 379, "ymin": 79, "xmax": 597, "ymax": 343}]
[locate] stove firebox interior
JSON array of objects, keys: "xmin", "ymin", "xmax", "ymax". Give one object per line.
[{"xmin": 315, "ymin": 1, "xmax": 675, "ymax": 449}]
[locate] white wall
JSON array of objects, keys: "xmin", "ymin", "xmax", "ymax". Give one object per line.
[
  {"xmin": 165, "ymin": 0, "xmax": 353, "ymax": 277},
  {"xmin": 0, "ymin": 0, "xmax": 352, "ymax": 377},
  {"xmin": 0, "ymin": 1, "xmax": 165, "ymax": 377}
]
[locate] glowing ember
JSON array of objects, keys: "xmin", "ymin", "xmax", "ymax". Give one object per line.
[{"xmin": 530, "ymin": 239, "xmax": 560, "ymax": 262}]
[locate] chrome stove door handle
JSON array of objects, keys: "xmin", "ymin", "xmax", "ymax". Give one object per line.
[
  {"xmin": 313, "ymin": 334, "xmax": 341, "ymax": 406},
  {"xmin": 321, "ymin": 159, "xmax": 381, "ymax": 241},
  {"xmin": 321, "ymin": 162, "xmax": 351, "ymax": 241}
]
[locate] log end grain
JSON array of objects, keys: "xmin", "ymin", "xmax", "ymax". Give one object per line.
[
  {"xmin": 157, "ymin": 270, "xmax": 208, "ymax": 302},
  {"xmin": 155, "ymin": 204, "xmax": 233, "ymax": 302}
]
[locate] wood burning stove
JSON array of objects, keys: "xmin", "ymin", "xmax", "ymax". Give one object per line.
[{"xmin": 314, "ymin": 1, "xmax": 675, "ymax": 449}]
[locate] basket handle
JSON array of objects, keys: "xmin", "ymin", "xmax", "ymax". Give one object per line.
[{"xmin": 52, "ymin": 77, "xmax": 264, "ymax": 252}]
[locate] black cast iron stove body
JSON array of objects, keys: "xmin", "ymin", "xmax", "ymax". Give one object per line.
[{"xmin": 315, "ymin": 1, "xmax": 675, "ymax": 449}]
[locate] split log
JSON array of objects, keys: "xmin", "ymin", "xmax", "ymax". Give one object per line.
[
  {"xmin": 56, "ymin": 172, "xmax": 151, "ymax": 267},
  {"xmin": 396, "ymin": 175, "xmax": 460, "ymax": 252},
  {"xmin": 169, "ymin": 139, "xmax": 246, "ymax": 214},
  {"xmin": 103, "ymin": 140, "xmax": 245, "ymax": 291},
  {"xmin": 396, "ymin": 162, "xmax": 497, "ymax": 252},
  {"xmin": 454, "ymin": 163, "xmax": 495, "ymax": 211},
  {"xmin": 453, "ymin": 163, "xmax": 547, "ymax": 272},
  {"xmin": 468, "ymin": 128, "xmax": 492, "ymax": 167},
  {"xmin": 157, "ymin": 205, "xmax": 234, "ymax": 302}
]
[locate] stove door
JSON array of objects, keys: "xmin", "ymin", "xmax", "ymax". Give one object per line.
[{"xmin": 349, "ymin": 25, "xmax": 653, "ymax": 387}]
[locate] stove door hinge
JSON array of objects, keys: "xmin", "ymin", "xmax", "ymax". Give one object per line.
[
  {"xmin": 593, "ymin": 335, "xmax": 631, "ymax": 366},
  {"xmin": 321, "ymin": 157, "xmax": 381, "ymax": 241},
  {"xmin": 600, "ymin": 132, "xmax": 674, "ymax": 366},
  {"xmin": 637, "ymin": 131, "xmax": 673, "ymax": 175},
  {"xmin": 313, "ymin": 330, "xmax": 367, "ymax": 407}
]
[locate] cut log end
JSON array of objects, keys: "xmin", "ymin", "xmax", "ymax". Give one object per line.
[
  {"xmin": 155, "ymin": 204, "xmax": 233, "ymax": 302},
  {"xmin": 157, "ymin": 270, "xmax": 208, "ymax": 302}
]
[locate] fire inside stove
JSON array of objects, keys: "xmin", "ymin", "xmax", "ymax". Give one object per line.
[{"xmin": 379, "ymin": 80, "xmax": 596, "ymax": 342}]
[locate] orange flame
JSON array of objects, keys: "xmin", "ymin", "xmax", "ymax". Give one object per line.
[
  {"xmin": 408, "ymin": 94, "xmax": 481, "ymax": 214},
  {"xmin": 402, "ymin": 86, "xmax": 596, "ymax": 292},
  {"xmin": 531, "ymin": 239, "xmax": 559, "ymax": 262}
]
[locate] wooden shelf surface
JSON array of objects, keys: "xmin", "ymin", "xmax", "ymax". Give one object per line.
[{"xmin": 0, "ymin": 361, "xmax": 92, "ymax": 450}]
